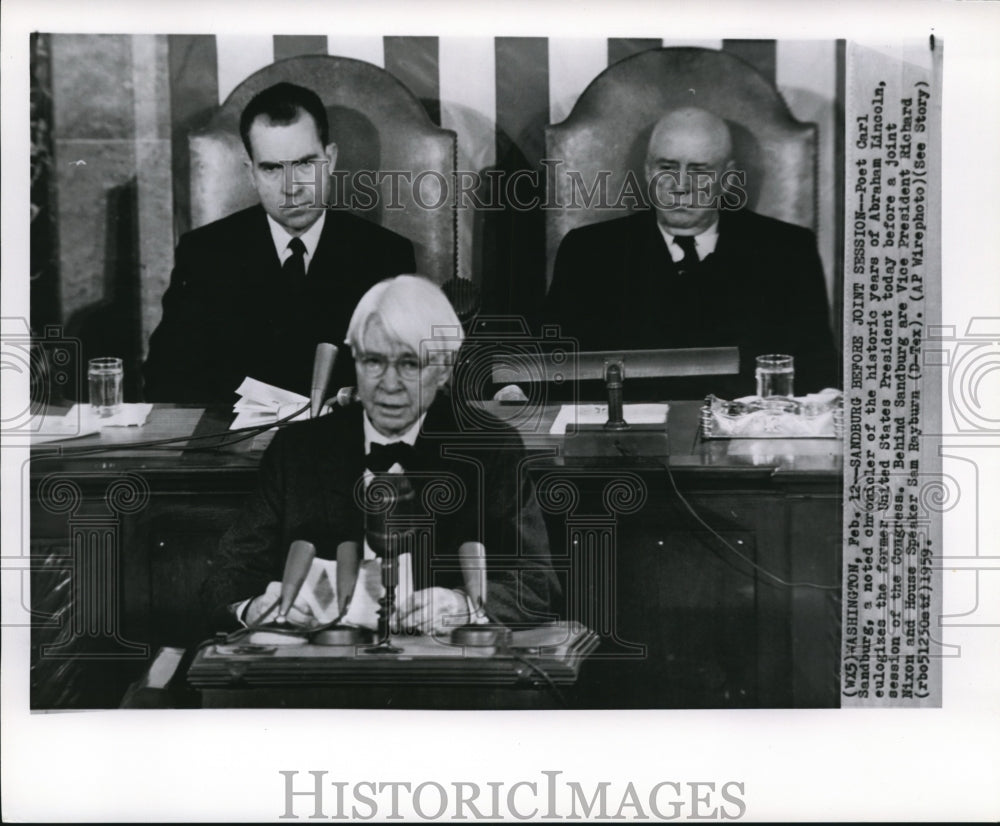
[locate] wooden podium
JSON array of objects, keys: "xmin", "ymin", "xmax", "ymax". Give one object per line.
[
  {"xmin": 37, "ymin": 402, "xmax": 842, "ymax": 710},
  {"xmin": 183, "ymin": 621, "xmax": 598, "ymax": 709}
]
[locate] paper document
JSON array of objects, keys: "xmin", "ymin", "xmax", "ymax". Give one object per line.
[
  {"xmin": 30, "ymin": 403, "xmax": 153, "ymax": 443},
  {"xmin": 549, "ymin": 403, "xmax": 669, "ymax": 435},
  {"xmin": 261, "ymin": 553, "xmax": 414, "ymax": 630},
  {"xmin": 30, "ymin": 411, "xmax": 101, "ymax": 443},
  {"xmin": 230, "ymin": 377, "xmax": 310, "ymax": 429}
]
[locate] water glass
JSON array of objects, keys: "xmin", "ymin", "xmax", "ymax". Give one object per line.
[
  {"xmin": 88, "ymin": 357, "xmax": 123, "ymax": 418},
  {"xmin": 755, "ymin": 354, "xmax": 794, "ymax": 398}
]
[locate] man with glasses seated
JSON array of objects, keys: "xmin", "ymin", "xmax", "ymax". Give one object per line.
[{"xmin": 201, "ymin": 275, "xmax": 559, "ymax": 634}]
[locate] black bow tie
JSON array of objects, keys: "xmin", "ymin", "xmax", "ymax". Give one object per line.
[{"xmin": 366, "ymin": 441, "xmax": 421, "ymax": 473}]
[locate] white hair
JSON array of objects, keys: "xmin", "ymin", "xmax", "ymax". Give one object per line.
[{"xmin": 345, "ymin": 275, "xmax": 464, "ymax": 361}]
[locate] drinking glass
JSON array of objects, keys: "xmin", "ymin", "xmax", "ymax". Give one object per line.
[
  {"xmin": 88, "ymin": 357, "xmax": 123, "ymax": 418},
  {"xmin": 755, "ymin": 354, "xmax": 794, "ymax": 398}
]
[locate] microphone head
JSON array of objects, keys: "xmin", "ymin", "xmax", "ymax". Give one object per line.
[
  {"xmin": 334, "ymin": 386, "xmax": 358, "ymax": 407},
  {"xmin": 310, "ymin": 343, "xmax": 339, "ymax": 418},
  {"xmin": 279, "ymin": 540, "xmax": 316, "ymax": 619},
  {"xmin": 363, "ymin": 474, "xmax": 416, "ymax": 558}
]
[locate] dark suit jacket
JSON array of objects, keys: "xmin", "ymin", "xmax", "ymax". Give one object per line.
[
  {"xmin": 200, "ymin": 394, "xmax": 560, "ymax": 632},
  {"xmin": 142, "ymin": 206, "xmax": 416, "ymax": 403},
  {"xmin": 542, "ymin": 209, "xmax": 839, "ymax": 399}
]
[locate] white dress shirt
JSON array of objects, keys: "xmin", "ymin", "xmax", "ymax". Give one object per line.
[
  {"xmin": 266, "ymin": 211, "xmax": 326, "ymax": 273},
  {"xmin": 657, "ymin": 219, "xmax": 720, "ymax": 264}
]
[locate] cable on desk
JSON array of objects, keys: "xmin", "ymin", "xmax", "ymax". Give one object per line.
[
  {"xmin": 511, "ymin": 653, "xmax": 568, "ymax": 707},
  {"xmin": 37, "ymin": 403, "xmax": 311, "ymax": 458},
  {"xmin": 219, "ymin": 595, "xmax": 322, "ymax": 644},
  {"xmin": 613, "ymin": 440, "xmax": 840, "ymax": 592}
]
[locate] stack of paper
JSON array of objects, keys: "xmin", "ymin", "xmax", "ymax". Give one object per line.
[{"xmin": 230, "ymin": 378, "xmax": 310, "ymax": 430}]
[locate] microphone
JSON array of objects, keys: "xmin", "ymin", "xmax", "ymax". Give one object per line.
[
  {"xmin": 458, "ymin": 541, "xmax": 487, "ymax": 615},
  {"xmin": 277, "ymin": 539, "xmax": 316, "ymax": 622},
  {"xmin": 330, "ymin": 386, "xmax": 359, "ymax": 407},
  {"xmin": 604, "ymin": 361, "xmax": 628, "ymax": 431},
  {"xmin": 452, "ymin": 540, "xmax": 511, "ymax": 648},
  {"xmin": 310, "ymin": 343, "xmax": 338, "ymax": 418},
  {"xmin": 335, "ymin": 541, "xmax": 361, "ymax": 616}
]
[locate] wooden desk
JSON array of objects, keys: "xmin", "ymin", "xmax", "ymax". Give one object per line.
[
  {"xmin": 29, "ymin": 402, "xmax": 842, "ymax": 709},
  {"xmin": 174, "ymin": 621, "xmax": 598, "ymax": 709}
]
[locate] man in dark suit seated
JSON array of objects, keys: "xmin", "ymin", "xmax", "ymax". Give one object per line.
[
  {"xmin": 201, "ymin": 275, "xmax": 559, "ymax": 634},
  {"xmin": 542, "ymin": 106, "xmax": 838, "ymax": 400},
  {"xmin": 143, "ymin": 82, "xmax": 416, "ymax": 403}
]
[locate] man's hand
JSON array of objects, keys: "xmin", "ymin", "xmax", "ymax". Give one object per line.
[
  {"xmin": 396, "ymin": 587, "xmax": 470, "ymax": 635},
  {"xmin": 244, "ymin": 580, "xmax": 316, "ymax": 627}
]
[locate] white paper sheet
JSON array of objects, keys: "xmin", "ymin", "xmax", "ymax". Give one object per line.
[
  {"xmin": 549, "ymin": 403, "xmax": 669, "ymax": 435},
  {"xmin": 230, "ymin": 377, "xmax": 310, "ymax": 429}
]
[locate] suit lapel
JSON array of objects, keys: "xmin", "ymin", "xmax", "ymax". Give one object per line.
[
  {"xmin": 413, "ymin": 394, "xmax": 458, "ymax": 467},
  {"xmin": 241, "ymin": 206, "xmax": 282, "ymax": 287},
  {"xmin": 698, "ymin": 209, "xmax": 755, "ymax": 344},
  {"xmin": 708, "ymin": 209, "xmax": 756, "ymax": 299},
  {"xmin": 710, "ymin": 209, "xmax": 751, "ymax": 271},
  {"xmin": 636, "ymin": 210, "xmax": 675, "ymax": 279},
  {"xmin": 628, "ymin": 212, "xmax": 676, "ymax": 345},
  {"xmin": 306, "ymin": 208, "xmax": 339, "ymax": 284},
  {"xmin": 314, "ymin": 405, "xmax": 367, "ymax": 512}
]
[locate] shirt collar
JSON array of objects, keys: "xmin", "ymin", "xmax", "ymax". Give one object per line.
[
  {"xmin": 266, "ymin": 210, "xmax": 326, "ymax": 265},
  {"xmin": 363, "ymin": 411, "xmax": 426, "ymax": 452},
  {"xmin": 657, "ymin": 218, "xmax": 720, "ymax": 263}
]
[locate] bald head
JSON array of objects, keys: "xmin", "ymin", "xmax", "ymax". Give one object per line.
[
  {"xmin": 648, "ymin": 107, "xmax": 733, "ymax": 163},
  {"xmin": 645, "ymin": 107, "xmax": 736, "ymax": 235}
]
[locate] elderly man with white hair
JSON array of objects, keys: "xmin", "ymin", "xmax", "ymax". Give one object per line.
[
  {"xmin": 202, "ymin": 275, "xmax": 558, "ymax": 635},
  {"xmin": 543, "ymin": 106, "xmax": 838, "ymax": 399}
]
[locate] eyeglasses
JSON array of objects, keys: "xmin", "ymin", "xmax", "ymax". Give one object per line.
[{"xmin": 356, "ymin": 352, "xmax": 425, "ymax": 380}]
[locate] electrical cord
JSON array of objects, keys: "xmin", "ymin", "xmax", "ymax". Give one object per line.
[
  {"xmin": 613, "ymin": 437, "xmax": 840, "ymax": 591},
  {"xmin": 220, "ymin": 595, "xmax": 312, "ymax": 644},
  {"xmin": 35, "ymin": 403, "xmax": 311, "ymax": 458},
  {"xmin": 511, "ymin": 652, "xmax": 568, "ymax": 706}
]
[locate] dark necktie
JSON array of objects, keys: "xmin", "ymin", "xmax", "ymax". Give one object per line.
[
  {"xmin": 282, "ymin": 236, "xmax": 307, "ymax": 288},
  {"xmin": 366, "ymin": 441, "xmax": 421, "ymax": 472},
  {"xmin": 673, "ymin": 235, "xmax": 700, "ymax": 274}
]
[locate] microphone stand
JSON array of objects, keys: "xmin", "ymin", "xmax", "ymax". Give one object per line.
[
  {"xmin": 365, "ymin": 552, "xmax": 402, "ymax": 654},
  {"xmin": 363, "ymin": 474, "xmax": 414, "ymax": 655},
  {"xmin": 604, "ymin": 361, "xmax": 629, "ymax": 431}
]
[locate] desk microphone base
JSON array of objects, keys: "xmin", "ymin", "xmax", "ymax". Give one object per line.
[{"xmin": 311, "ymin": 626, "xmax": 374, "ymax": 647}]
